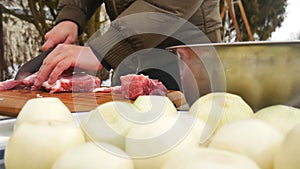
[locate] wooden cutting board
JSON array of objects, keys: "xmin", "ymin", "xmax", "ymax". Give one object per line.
[
  {"xmin": 0, "ymin": 89, "xmax": 186, "ymax": 117},
  {"xmin": 0, "ymin": 89, "xmax": 130, "ymax": 117}
]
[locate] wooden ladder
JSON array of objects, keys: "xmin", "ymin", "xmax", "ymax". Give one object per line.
[{"xmin": 220, "ymin": 0, "xmax": 254, "ymax": 41}]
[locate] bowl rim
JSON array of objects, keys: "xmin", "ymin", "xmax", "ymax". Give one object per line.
[{"xmin": 166, "ymin": 40, "xmax": 300, "ymax": 51}]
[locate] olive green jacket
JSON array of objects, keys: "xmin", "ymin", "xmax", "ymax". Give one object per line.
[{"xmin": 55, "ymin": 0, "xmax": 222, "ymax": 70}]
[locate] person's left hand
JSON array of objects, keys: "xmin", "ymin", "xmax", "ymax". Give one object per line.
[
  {"xmin": 34, "ymin": 44, "xmax": 103, "ymax": 88},
  {"xmin": 42, "ymin": 21, "xmax": 79, "ymax": 51}
]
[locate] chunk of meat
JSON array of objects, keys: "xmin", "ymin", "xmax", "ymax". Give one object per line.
[
  {"xmin": 0, "ymin": 72, "xmax": 101, "ymax": 93},
  {"xmin": 93, "ymin": 86, "xmax": 122, "ymax": 93},
  {"xmin": 42, "ymin": 73, "xmax": 101, "ymax": 93},
  {"xmin": 149, "ymin": 79, "xmax": 169, "ymax": 96},
  {"xmin": 120, "ymin": 74, "xmax": 168, "ymax": 99},
  {"xmin": 0, "ymin": 79, "xmax": 23, "ymax": 91}
]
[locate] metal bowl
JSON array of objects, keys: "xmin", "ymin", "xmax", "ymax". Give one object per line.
[{"xmin": 168, "ymin": 40, "xmax": 300, "ymax": 111}]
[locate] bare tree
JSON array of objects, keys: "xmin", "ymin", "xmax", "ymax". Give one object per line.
[{"xmin": 1, "ymin": 0, "xmax": 58, "ymax": 41}]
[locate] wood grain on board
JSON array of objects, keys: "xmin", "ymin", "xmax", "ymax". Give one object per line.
[
  {"xmin": 0, "ymin": 90, "xmax": 186, "ymax": 117},
  {"xmin": 0, "ymin": 89, "xmax": 127, "ymax": 117}
]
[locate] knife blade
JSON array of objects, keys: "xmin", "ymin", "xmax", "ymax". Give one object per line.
[{"xmin": 14, "ymin": 47, "xmax": 55, "ymax": 80}]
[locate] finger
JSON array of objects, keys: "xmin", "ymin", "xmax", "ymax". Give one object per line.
[
  {"xmin": 34, "ymin": 51, "xmax": 62, "ymax": 86},
  {"xmin": 42, "ymin": 38, "xmax": 58, "ymax": 51},
  {"xmin": 42, "ymin": 33, "xmax": 68, "ymax": 51},
  {"xmin": 34, "ymin": 64, "xmax": 55, "ymax": 87},
  {"xmin": 64, "ymin": 35, "xmax": 77, "ymax": 44},
  {"xmin": 48, "ymin": 60, "xmax": 73, "ymax": 84}
]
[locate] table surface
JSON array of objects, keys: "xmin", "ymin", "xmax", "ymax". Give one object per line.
[{"xmin": 0, "ymin": 116, "xmax": 9, "ymax": 120}]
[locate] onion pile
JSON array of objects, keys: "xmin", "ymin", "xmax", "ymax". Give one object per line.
[{"xmin": 4, "ymin": 93, "xmax": 300, "ymax": 169}]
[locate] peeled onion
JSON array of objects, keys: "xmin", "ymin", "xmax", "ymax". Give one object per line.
[
  {"xmin": 254, "ymin": 104, "xmax": 300, "ymax": 135},
  {"xmin": 209, "ymin": 119, "xmax": 284, "ymax": 169},
  {"xmin": 82, "ymin": 101, "xmax": 137, "ymax": 149},
  {"xmin": 14, "ymin": 97, "xmax": 74, "ymax": 130},
  {"xmin": 133, "ymin": 95, "xmax": 177, "ymax": 116},
  {"xmin": 189, "ymin": 92, "xmax": 254, "ymax": 131},
  {"xmin": 52, "ymin": 142, "xmax": 134, "ymax": 169},
  {"xmin": 162, "ymin": 148, "xmax": 260, "ymax": 169},
  {"xmin": 4, "ymin": 121, "xmax": 86, "ymax": 169},
  {"xmin": 125, "ymin": 114, "xmax": 202, "ymax": 169}
]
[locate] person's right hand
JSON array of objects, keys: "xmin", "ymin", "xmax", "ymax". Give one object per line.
[
  {"xmin": 34, "ymin": 44, "xmax": 103, "ymax": 88},
  {"xmin": 42, "ymin": 21, "xmax": 79, "ymax": 51}
]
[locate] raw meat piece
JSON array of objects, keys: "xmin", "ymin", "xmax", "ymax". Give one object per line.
[
  {"xmin": 42, "ymin": 73, "xmax": 101, "ymax": 93},
  {"xmin": 120, "ymin": 74, "xmax": 168, "ymax": 99},
  {"xmin": 0, "ymin": 79, "xmax": 23, "ymax": 91},
  {"xmin": 0, "ymin": 73, "xmax": 38, "ymax": 91},
  {"xmin": 149, "ymin": 79, "xmax": 168, "ymax": 96},
  {"xmin": 22, "ymin": 73, "xmax": 38, "ymax": 85},
  {"xmin": 93, "ymin": 87, "xmax": 112, "ymax": 93},
  {"xmin": 93, "ymin": 86, "xmax": 122, "ymax": 93},
  {"xmin": 0, "ymin": 72, "xmax": 101, "ymax": 93}
]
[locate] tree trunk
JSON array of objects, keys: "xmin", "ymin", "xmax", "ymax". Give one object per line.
[{"xmin": 0, "ymin": 7, "xmax": 6, "ymax": 80}]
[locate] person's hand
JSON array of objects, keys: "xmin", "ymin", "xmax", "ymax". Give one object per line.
[
  {"xmin": 42, "ymin": 21, "xmax": 79, "ymax": 51},
  {"xmin": 34, "ymin": 44, "xmax": 103, "ymax": 87}
]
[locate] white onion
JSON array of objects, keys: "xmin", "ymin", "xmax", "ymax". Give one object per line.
[
  {"xmin": 209, "ymin": 119, "xmax": 284, "ymax": 169},
  {"xmin": 81, "ymin": 101, "xmax": 137, "ymax": 149},
  {"xmin": 189, "ymin": 92, "xmax": 254, "ymax": 131},
  {"xmin": 52, "ymin": 142, "xmax": 134, "ymax": 169},
  {"xmin": 254, "ymin": 104, "xmax": 300, "ymax": 135},
  {"xmin": 162, "ymin": 148, "xmax": 260, "ymax": 169},
  {"xmin": 274, "ymin": 124, "xmax": 300, "ymax": 169},
  {"xmin": 125, "ymin": 114, "xmax": 202, "ymax": 169},
  {"xmin": 4, "ymin": 121, "xmax": 86, "ymax": 169},
  {"xmin": 14, "ymin": 97, "xmax": 74, "ymax": 131},
  {"xmin": 133, "ymin": 95, "xmax": 177, "ymax": 116}
]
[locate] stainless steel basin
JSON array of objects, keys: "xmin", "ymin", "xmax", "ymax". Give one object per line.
[{"xmin": 168, "ymin": 40, "xmax": 300, "ymax": 111}]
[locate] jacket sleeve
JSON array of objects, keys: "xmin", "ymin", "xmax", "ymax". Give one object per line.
[
  {"xmin": 55, "ymin": 0, "xmax": 103, "ymax": 34},
  {"xmin": 87, "ymin": 0, "xmax": 205, "ymax": 70}
]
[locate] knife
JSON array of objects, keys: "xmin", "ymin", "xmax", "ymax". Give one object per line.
[{"xmin": 14, "ymin": 47, "xmax": 55, "ymax": 80}]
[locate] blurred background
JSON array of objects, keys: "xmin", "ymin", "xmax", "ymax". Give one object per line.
[{"xmin": 0, "ymin": 0, "xmax": 299, "ymax": 81}]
